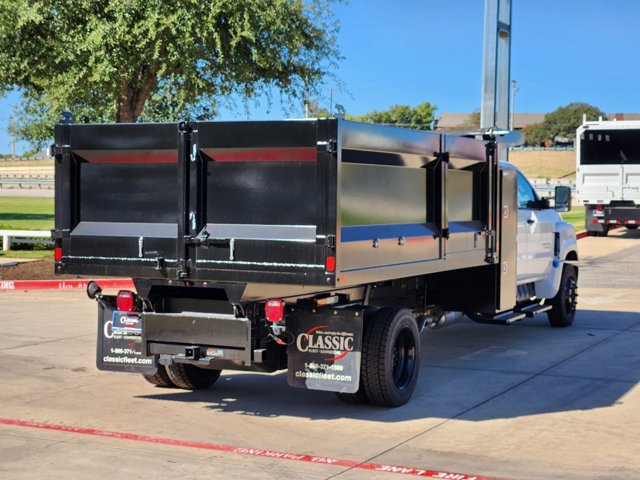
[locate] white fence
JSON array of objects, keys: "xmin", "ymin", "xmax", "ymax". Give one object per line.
[{"xmin": 1, "ymin": 230, "xmax": 52, "ymax": 251}]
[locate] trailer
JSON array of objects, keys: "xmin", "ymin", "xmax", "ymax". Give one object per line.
[
  {"xmin": 577, "ymin": 118, "xmax": 640, "ymax": 235},
  {"xmin": 53, "ymin": 118, "xmax": 578, "ymax": 406}
]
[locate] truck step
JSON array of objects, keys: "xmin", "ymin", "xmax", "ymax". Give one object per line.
[
  {"xmin": 472, "ymin": 311, "xmax": 526, "ymax": 325},
  {"xmin": 516, "ymin": 303, "xmax": 552, "ymax": 317}
]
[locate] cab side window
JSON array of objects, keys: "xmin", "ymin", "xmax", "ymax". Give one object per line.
[{"xmin": 517, "ymin": 171, "xmax": 537, "ymax": 209}]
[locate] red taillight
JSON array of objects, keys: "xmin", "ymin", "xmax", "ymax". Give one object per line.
[
  {"xmin": 265, "ymin": 298, "xmax": 285, "ymax": 323},
  {"xmin": 326, "ymin": 256, "xmax": 335, "ymax": 272},
  {"xmin": 117, "ymin": 290, "xmax": 136, "ymax": 312},
  {"xmin": 54, "ymin": 247, "xmax": 62, "ymax": 261},
  {"xmin": 595, "ymin": 205, "xmax": 604, "ymax": 211}
]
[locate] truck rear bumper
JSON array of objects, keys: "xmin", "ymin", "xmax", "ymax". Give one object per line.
[
  {"xmin": 142, "ymin": 312, "xmax": 252, "ymax": 366},
  {"xmin": 586, "ymin": 204, "xmax": 640, "ymax": 231}
]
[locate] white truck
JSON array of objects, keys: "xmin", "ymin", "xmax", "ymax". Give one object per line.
[{"xmin": 577, "ymin": 118, "xmax": 640, "ymax": 235}]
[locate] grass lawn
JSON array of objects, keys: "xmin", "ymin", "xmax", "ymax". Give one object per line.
[
  {"xmin": 0, "ymin": 249, "xmax": 52, "ymax": 259},
  {"xmin": 510, "ymin": 150, "xmax": 575, "ymax": 180},
  {"xmin": 560, "ymin": 205, "xmax": 585, "ymax": 230},
  {"xmin": 0, "ymin": 196, "xmax": 54, "ymax": 230}
]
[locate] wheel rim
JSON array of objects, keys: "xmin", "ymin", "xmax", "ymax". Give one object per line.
[
  {"xmin": 564, "ymin": 276, "xmax": 577, "ymax": 319},
  {"xmin": 391, "ymin": 326, "xmax": 416, "ymax": 390}
]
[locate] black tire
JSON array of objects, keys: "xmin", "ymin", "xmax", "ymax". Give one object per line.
[
  {"xmin": 335, "ymin": 388, "xmax": 370, "ymax": 405},
  {"xmin": 335, "ymin": 307, "xmax": 377, "ymax": 405},
  {"xmin": 626, "ymin": 225, "xmax": 638, "ymax": 230},
  {"xmin": 596, "ymin": 226, "xmax": 609, "ymax": 237},
  {"xmin": 165, "ymin": 363, "xmax": 221, "ymax": 390},
  {"xmin": 361, "ymin": 307, "xmax": 420, "ymax": 407},
  {"xmin": 142, "ymin": 365, "xmax": 176, "ymax": 388},
  {"xmin": 547, "ymin": 264, "xmax": 578, "ymax": 328}
]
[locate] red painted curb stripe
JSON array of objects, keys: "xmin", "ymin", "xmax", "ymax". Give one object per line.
[
  {"xmin": 0, "ymin": 418, "xmax": 493, "ymax": 480},
  {"xmin": 0, "ymin": 279, "xmax": 134, "ymax": 291},
  {"xmin": 576, "ymin": 224, "xmax": 623, "ymax": 240}
]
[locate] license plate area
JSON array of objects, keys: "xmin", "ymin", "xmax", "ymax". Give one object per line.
[
  {"xmin": 97, "ymin": 302, "xmax": 157, "ymax": 374},
  {"xmin": 287, "ymin": 308, "xmax": 363, "ymax": 394}
]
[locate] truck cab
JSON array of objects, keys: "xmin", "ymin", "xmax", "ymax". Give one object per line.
[{"xmin": 511, "ymin": 163, "xmax": 578, "ymax": 300}]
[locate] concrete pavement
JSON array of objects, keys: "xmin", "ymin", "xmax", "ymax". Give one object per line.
[{"xmin": 0, "ymin": 233, "xmax": 638, "ymax": 480}]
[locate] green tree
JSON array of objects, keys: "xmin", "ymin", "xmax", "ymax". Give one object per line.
[
  {"xmin": 535, "ymin": 102, "xmax": 606, "ymax": 144},
  {"xmin": 347, "ymin": 102, "xmax": 437, "ymax": 130},
  {"xmin": 305, "ymin": 98, "xmax": 332, "ymax": 118},
  {"xmin": 0, "ymin": 0, "xmax": 341, "ymax": 148},
  {"xmin": 522, "ymin": 123, "xmax": 547, "ymax": 146}
]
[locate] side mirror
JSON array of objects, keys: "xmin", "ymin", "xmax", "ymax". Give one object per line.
[
  {"xmin": 554, "ymin": 186, "xmax": 572, "ymax": 212},
  {"xmin": 86, "ymin": 281, "xmax": 102, "ymax": 300}
]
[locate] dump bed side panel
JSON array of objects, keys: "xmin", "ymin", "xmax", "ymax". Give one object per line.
[{"xmin": 335, "ymin": 121, "xmax": 492, "ymax": 286}]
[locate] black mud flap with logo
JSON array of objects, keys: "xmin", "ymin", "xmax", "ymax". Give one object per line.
[
  {"xmin": 96, "ymin": 301, "xmax": 157, "ymax": 374},
  {"xmin": 287, "ymin": 308, "xmax": 363, "ymax": 394}
]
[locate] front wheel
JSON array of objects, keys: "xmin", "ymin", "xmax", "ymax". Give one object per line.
[
  {"xmin": 547, "ymin": 265, "xmax": 578, "ymax": 328},
  {"xmin": 361, "ymin": 307, "xmax": 420, "ymax": 407}
]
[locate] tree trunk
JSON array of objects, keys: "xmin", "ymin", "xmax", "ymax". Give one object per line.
[{"xmin": 115, "ymin": 64, "xmax": 158, "ymax": 123}]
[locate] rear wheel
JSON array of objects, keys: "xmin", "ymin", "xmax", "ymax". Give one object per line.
[
  {"xmin": 142, "ymin": 365, "xmax": 175, "ymax": 388},
  {"xmin": 335, "ymin": 387, "xmax": 370, "ymax": 405},
  {"xmin": 596, "ymin": 226, "xmax": 609, "ymax": 237},
  {"xmin": 547, "ymin": 264, "xmax": 578, "ymax": 328},
  {"xmin": 626, "ymin": 225, "xmax": 638, "ymax": 230},
  {"xmin": 361, "ymin": 307, "xmax": 420, "ymax": 407},
  {"xmin": 165, "ymin": 363, "xmax": 221, "ymax": 390}
]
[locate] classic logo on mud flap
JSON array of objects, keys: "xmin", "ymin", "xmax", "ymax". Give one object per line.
[
  {"xmin": 104, "ymin": 312, "xmax": 142, "ymax": 339},
  {"xmin": 295, "ymin": 325, "xmax": 354, "ymax": 361}
]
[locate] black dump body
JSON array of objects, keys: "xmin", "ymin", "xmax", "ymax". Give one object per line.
[
  {"xmin": 54, "ymin": 119, "xmax": 511, "ymax": 308},
  {"xmin": 54, "ymin": 120, "xmax": 336, "ymax": 287}
]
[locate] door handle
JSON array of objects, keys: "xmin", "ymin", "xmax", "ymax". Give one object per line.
[{"xmin": 526, "ymin": 219, "xmax": 535, "ymax": 225}]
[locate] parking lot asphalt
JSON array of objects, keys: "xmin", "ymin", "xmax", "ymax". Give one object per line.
[{"xmin": 0, "ymin": 228, "xmax": 638, "ymax": 480}]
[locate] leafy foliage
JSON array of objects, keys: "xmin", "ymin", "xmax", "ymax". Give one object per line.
[
  {"xmin": 524, "ymin": 102, "xmax": 606, "ymax": 145},
  {"xmin": 305, "ymin": 98, "xmax": 332, "ymax": 118},
  {"xmin": 347, "ymin": 102, "xmax": 437, "ymax": 130},
  {"xmin": 522, "ymin": 123, "xmax": 547, "ymax": 146},
  {"xmin": 0, "ymin": 0, "xmax": 342, "ymax": 147}
]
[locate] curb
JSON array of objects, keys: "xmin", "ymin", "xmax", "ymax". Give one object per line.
[
  {"xmin": 0, "ymin": 278, "xmax": 134, "ymax": 292},
  {"xmin": 576, "ymin": 224, "xmax": 623, "ymax": 240}
]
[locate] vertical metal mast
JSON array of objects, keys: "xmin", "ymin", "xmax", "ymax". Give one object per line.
[{"xmin": 480, "ymin": 0, "xmax": 512, "ymax": 132}]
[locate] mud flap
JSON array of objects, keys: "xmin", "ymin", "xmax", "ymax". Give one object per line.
[
  {"xmin": 287, "ymin": 308, "xmax": 363, "ymax": 394},
  {"xmin": 96, "ymin": 301, "xmax": 157, "ymax": 375}
]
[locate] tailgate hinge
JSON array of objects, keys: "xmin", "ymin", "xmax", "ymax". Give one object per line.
[
  {"xmin": 318, "ymin": 139, "xmax": 337, "ymax": 154},
  {"xmin": 477, "ymin": 228, "xmax": 496, "ymax": 263},
  {"xmin": 325, "ymin": 234, "xmax": 336, "ymax": 249},
  {"xmin": 176, "ymin": 258, "xmax": 192, "ymax": 279}
]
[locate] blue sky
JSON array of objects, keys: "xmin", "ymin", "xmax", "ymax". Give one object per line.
[{"xmin": 1, "ymin": 0, "xmax": 639, "ymax": 154}]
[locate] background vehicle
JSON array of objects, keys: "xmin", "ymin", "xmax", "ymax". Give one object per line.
[
  {"xmin": 577, "ymin": 118, "xmax": 640, "ymax": 236},
  {"xmin": 53, "ymin": 118, "xmax": 578, "ymax": 407}
]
